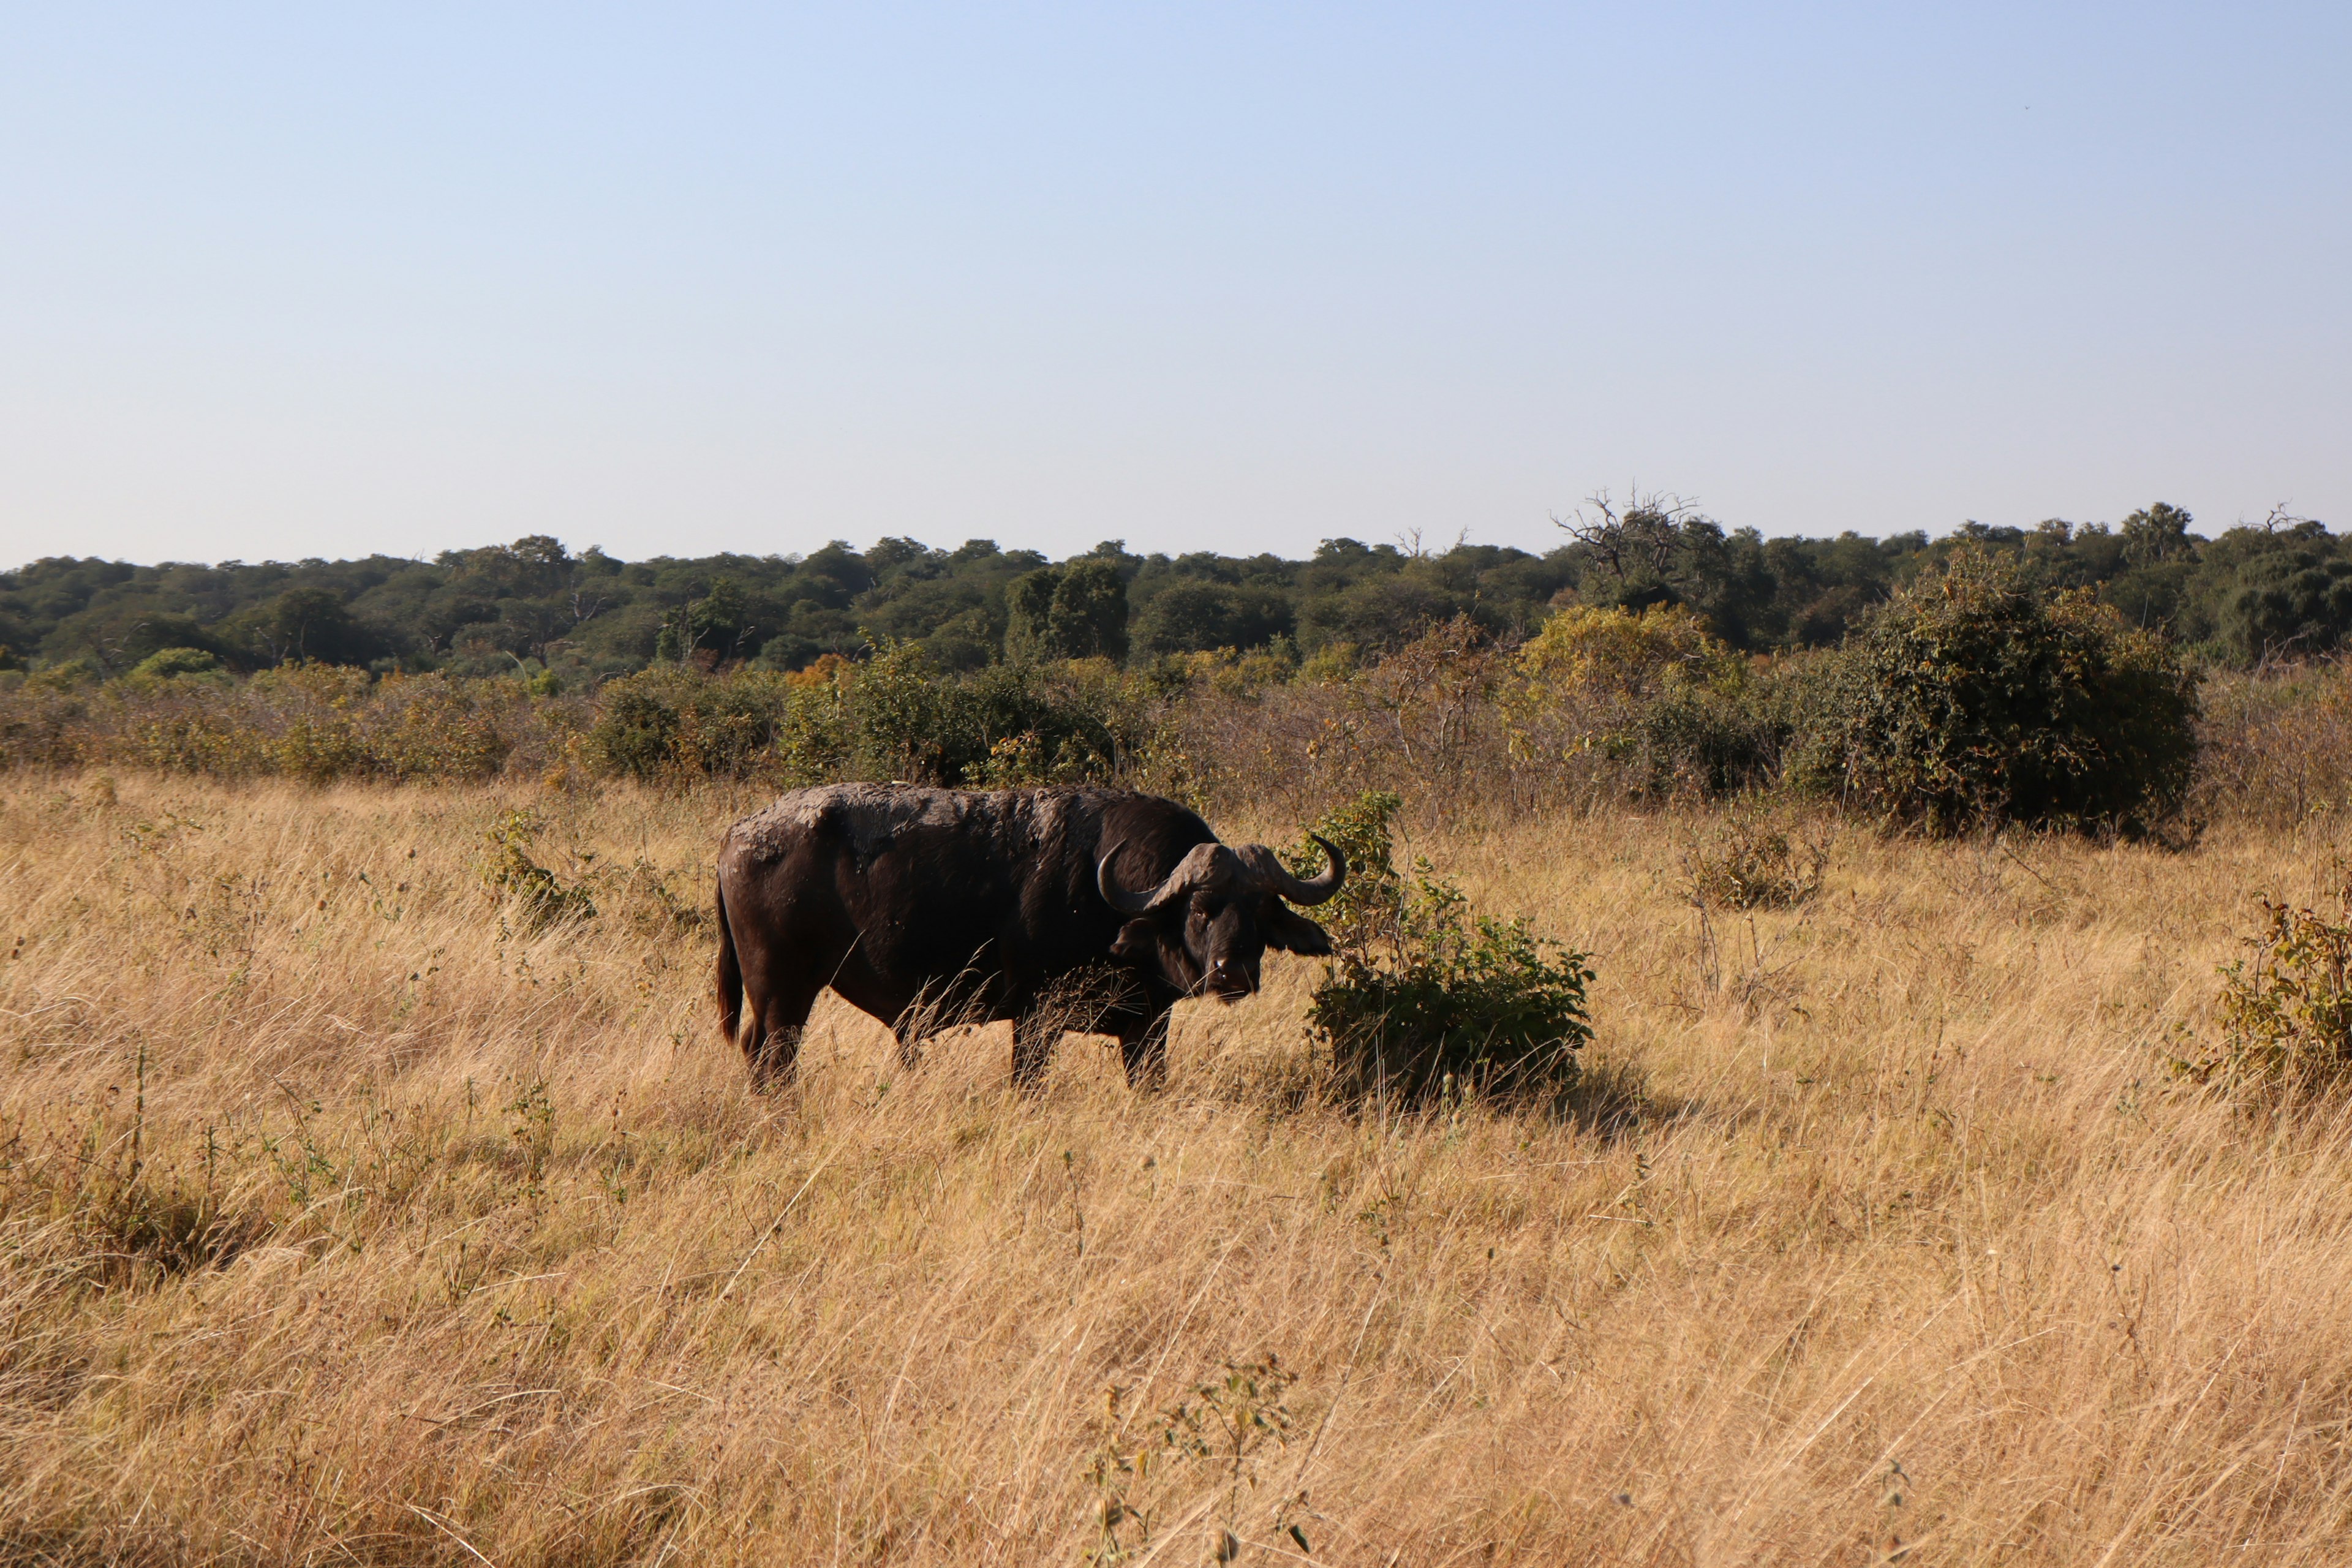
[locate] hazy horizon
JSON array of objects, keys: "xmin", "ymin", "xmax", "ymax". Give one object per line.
[
  {"xmin": 0, "ymin": 504, "xmax": 2297, "ymax": 578},
  {"xmin": 4, "ymin": 4, "xmax": 2346, "ymax": 573}
]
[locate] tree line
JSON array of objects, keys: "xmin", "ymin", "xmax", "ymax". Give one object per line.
[{"xmin": 3, "ymin": 496, "xmax": 2345, "ymax": 684}]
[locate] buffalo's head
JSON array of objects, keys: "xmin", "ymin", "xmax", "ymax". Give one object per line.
[{"xmin": 1096, "ymin": 834, "xmax": 1346, "ymax": 1000}]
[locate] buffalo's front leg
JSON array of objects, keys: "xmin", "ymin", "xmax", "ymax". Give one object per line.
[{"xmin": 1116, "ymin": 1007, "xmax": 1174, "ymax": 1091}]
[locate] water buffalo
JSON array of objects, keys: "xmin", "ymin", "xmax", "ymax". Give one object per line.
[{"xmin": 713, "ymin": 783, "xmax": 1344, "ymax": 1090}]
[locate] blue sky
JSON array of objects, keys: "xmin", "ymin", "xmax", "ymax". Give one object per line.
[{"xmin": 2, "ymin": 3, "xmax": 2345, "ymax": 568}]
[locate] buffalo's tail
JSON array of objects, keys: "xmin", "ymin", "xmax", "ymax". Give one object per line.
[{"xmin": 715, "ymin": 873, "xmax": 744, "ymax": 1050}]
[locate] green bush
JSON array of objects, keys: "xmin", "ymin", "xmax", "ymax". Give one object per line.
[
  {"xmin": 1296, "ymin": 791, "xmax": 1593, "ymax": 1106},
  {"xmin": 589, "ymin": 644, "xmax": 1169, "ymax": 788},
  {"xmin": 847, "ymin": 639, "xmax": 973, "ymax": 782},
  {"xmin": 2173, "ymin": 875, "xmax": 2352, "ymax": 1104},
  {"xmin": 1511, "ymin": 605, "xmax": 1784, "ymax": 798},
  {"xmin": 586, "ymin": 666, "xmax": 794, "ymax": 780},
  {"xmin": 481, "ymin": 808, "xmax": 597, "ymax": 930},
  {"xmin": 2221, "ymin": 550, "xmax": 2352, "ymax": 664},
  {"xmin": 1286, "ymin": 789, "xmax": 1406, "ymax": 951},
  {"xmin": 127, "ymin": 647, "xmax": 223, "ymax": 682},
  {"xmin": 1811, "ymin": 545, "xmax": 2198, "ymax": 836},
  {"xmin": 1626, "ymin": 683, "xmax": 1781, "ymax": 797}
]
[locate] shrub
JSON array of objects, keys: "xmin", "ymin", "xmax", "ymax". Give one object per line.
[
  {"xmin": 1513, "ymin": 605, "xmax": 1779, "ymax": 798},
  {"xmin": 1296, "ymin": 791, "xmax": 1593, "ymax": 1105},
  {"xmin": 481, "ymin": 809, "xmax": 597, "ymax": 930},
  {"xmin": 586, "ymin": 666, "xmax": 794, "ymax": 781},
  {"xmin": 127, "ymin": 647, "xmax": 223, "ymax": 682},
  {"xmin": 958, "ymin": 658, "xmax": 1145, "ymax": 784},
  {"xmin": 0, "ymin": 680, "xmax": 94, "ymax": 768},
  {"xmin": 2222, "ymin": 550, "xmax": 2352, "ymax": 664},
  {"xmin": 255, "ymin": 663, "xmax": 374, "ymax": 783},
  {"xmin": 1683, "ymin": 808, "xmax": 1828, "ymax": 910},
  {"xmin": 1518, "ymin": 603, "xmax": 1741, "ymax": 704},
  {"xmin": 1627, "ymin": 684, "xmax": 1781, "ymax": 797},
  {"xmin": 848, "ymin": 638, "xmax": 977, "ymax": 781},
  {"xmin": 2175, "ymin": 875, "xmax": 2352, "ymax": 1102},
  {"xmin": 1003, "ymin": 559, "xmax": 1129, "ymax": 663},
  {"xmin": 2193, "ymin": 660, "xmax": 2352, "ymax": 826},
  {"xmin": 372, "ymin": 676, "xmax": 513, "ymax": 782},
  {"xmin": 1814, "ymin": 545, "xmax": 2198, "ymax": 836},
  {"xmin": 586, "ymin": 646, "xmax": 1172, "ymax": 789},
  {"xmin": 1287, "ymin": 788, "xmax": 1406, "ymax": 951}
]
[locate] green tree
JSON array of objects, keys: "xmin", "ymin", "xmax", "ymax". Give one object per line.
[
  {"xmin": 1131, "ymin": 580, "xmax": 1294, "ymax": 655},
  {"xmin": 1004, "ymin": 561, "xmax": 1129, "ymax": 662},
  {"xmin": 2223, "ymin": 551, "xmax": 2352, "ymax": 663},
  {"xmin": 2119, "ymin": 502, "xmax": 2195, "ymax": 567},
  {"xmin": 236, "ymin": 588, "xmax": 375, "ymax": 666}
]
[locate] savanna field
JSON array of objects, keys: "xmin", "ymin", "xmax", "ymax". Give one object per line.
[
  {"xmin": 8, "ymin": 10, "xmax": 2352, "ymax": 1562},
  {"xmin": 9, "ymin": 769, "xmax": 2352, "ymax": 1565}
]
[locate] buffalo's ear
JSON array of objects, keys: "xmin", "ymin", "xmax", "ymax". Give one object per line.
[
  {"xmin": 1109, "ymin": 919, "xmax": 1156, "ymax": 963},
  {"xmin": 1112, "ymin": 918, "xmax": 1197, "ymax": 989},
  {"xmin": 1262, "ymin": 905, "xmax": 1335, "ymax": 956}
]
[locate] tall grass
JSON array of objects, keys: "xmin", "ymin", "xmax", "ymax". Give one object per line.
[{"xmin": 6, "ymin": 772, "xmax": 2352, "ymax": 1562}]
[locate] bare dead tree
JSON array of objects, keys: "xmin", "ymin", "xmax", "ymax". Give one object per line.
[{"xmin": 1553, "ymin": 489, "xmax": 1713, "ymax": 586}]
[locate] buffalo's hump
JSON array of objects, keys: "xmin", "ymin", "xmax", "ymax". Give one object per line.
[{"xmin": 726, "ymin": 783, "xmax": 1132, "ymax": 877}]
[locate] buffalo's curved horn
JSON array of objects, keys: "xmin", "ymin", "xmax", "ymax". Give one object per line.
[
  {"xmin": 1262, "ymin": 833, "xmax": 1346, "ymax": 905},
  {"xmin": 1098, "ymin": 841, "xmax": 1182, "ymax": 916},
  {"xmin": 1101, "ymin": 841, "xmax": 1241, "ymax": 915}
]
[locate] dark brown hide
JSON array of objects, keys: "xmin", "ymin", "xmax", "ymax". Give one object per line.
[{"xmin": 712, "ymin": 785, "xmax": 1339, "ymax": 1091}]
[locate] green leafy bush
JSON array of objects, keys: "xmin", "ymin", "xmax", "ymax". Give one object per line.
[
  {"xmin": 1511, "ymin": 605, "xmax": 1784, "ymax": 798},
  {"xmin": 1626, "ymin": 683, "xmax": 1782, "ymax": 797},
  {"xmin": 1296, "ymin": 791, "xmax": 1593, "ymax": 1105},
  {"xmin": 1811, "ymin": 545, "xmax": 2198, "ymax": 836},
  {"xmin": 589, "ymin": 644, "xmax": 1167, "ymax": 787},
  {"xmin": 2174, "ymin": 875, "xmax": 2352, "ymax": 1102},
  {"xmin": 126, "ymin": 647, "xmax": 223, "ymax": 682},
  {"xmin": 1287, "ymin": 789, "xmax": 1406, "ymax": 951},
  {"xmin": 480, "ymin": 808, "xmax": 597, "ymax": 930},
  {"xmin": 586, "ymin": 666, "xmax": 795, "ymax": 780},
  {"xmin": 1004, "ymin": 559, "xmax": 1129, "ymax": 663}
]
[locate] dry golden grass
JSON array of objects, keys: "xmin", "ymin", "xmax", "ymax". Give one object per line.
[{"xmin": 5, "ymin": 772, "xmax": 2352, "ymax": 1565}]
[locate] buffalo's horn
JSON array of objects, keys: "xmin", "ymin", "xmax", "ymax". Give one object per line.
[
  {"xmin": 1261, "ymin": 833, "xmax": 1346, "ymax": 905},
  {"xmin": 1098, "ymin": 841, "xmax": 1179, "ymax": 916},
  {"xmin": 1101, "ymin": 842, "xmax": 1240, "ymax": 915}
]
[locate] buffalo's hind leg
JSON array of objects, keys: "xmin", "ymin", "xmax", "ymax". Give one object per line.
[{"xmin": 744, "ymin": 978, "xmax": 821, "ymax": 1093}]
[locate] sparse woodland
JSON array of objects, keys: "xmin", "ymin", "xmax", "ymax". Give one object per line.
[{"xmin": 7, "ymin": 543, "xmax": 2352, "ymax": 1562}]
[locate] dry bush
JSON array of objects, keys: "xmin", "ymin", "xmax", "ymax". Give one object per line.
[
  {"xmin": 6, "ymin": 775, "xmax": 2352, "ymax": 1562},
  {"xmin": 1681, "ymin": 807, "xmax": 1830, "ymax": 911},
  {"xmin": 1167, "ymin": 616, "xmax": 1779, "ymax": 824},
  {"xmin": 0, "ymin": 665, "xmax": 586, "ymax": 783},
  {"xmin": 480, "ymin": 806, "xmax": 600, "ymax": 930},
  {"xmin": 19, "ymin": 636, "xmax": 2352, "ymax": 846},
  {"xmin": 2194, "ymin": 658, "xmax": 2352, "ymax": 826}
]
